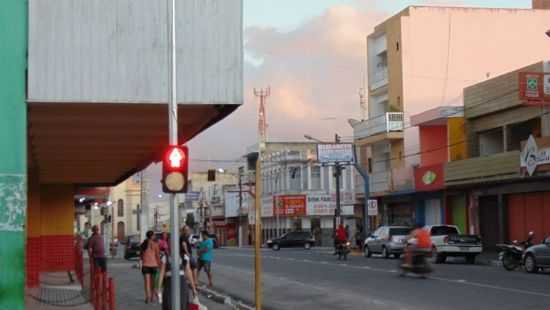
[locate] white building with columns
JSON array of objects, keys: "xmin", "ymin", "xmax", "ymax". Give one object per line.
[{"xmin": 257, "ymin": 142, "xmax": 357, "ymax": 246}]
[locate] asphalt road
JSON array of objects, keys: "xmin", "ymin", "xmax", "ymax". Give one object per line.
[{"xmin": 205, "ymin": 247, "xmax": 550, "ymax": 310}]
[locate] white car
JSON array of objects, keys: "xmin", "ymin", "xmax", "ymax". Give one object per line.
[{"xmin": 426, "ymin": 225, "xmax": 482, "ymax": 264}]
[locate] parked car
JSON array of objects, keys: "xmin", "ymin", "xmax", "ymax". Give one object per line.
[
  {"xmin": 267, "ymin": 231, "xmax": 315, "ymax": 251},
  {"xmin": 427, "ymin": 225, "xmax": 482, "ymax": 264},
  {"xmin": 124, "ymin": 235, "xmax": 141, "ymax": 260},
  {"xmin": 364, "ymin": 226, "xmax": 412, "ymax": 259},
  {"xmin": 523, "ymin": 236, "xmax": 550, "ymax": 273}
]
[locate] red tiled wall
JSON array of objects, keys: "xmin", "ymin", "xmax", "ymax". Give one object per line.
[
  {"xmin": 26, "ymin": 237, "xmax": 41, "ymax": 287},
  {"xmin": 40, "ymin": 235, "xmax": 75, "ymax": 272}
]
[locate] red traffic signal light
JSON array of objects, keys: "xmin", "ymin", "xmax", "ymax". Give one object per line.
[{"xmin": 162, "ymin": 145, "xmax": 189, "ymax": 193}]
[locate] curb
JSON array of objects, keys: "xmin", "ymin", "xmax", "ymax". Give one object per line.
[{"xmin": 197, "ymin": 286, "xmax": 254, "ymax": 310}]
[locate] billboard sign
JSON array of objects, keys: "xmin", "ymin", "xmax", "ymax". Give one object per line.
[
  {"xmin": 520, "ymin": 135, "xmax": 550, "ymax": 176},
  {"xmin": 274, "ymin": 195, "xmax": 307, "ymax": 216},
  {"xmin": 317, "ymin": 143, "xmax": 355, "ymax": 163},
  {"xmin": 306, "ymin": 192, "xmax": 354, "ymax": 216},
  {"xmin": 519, "ymin": 72, "xmax": 550, "ymax": 105}
]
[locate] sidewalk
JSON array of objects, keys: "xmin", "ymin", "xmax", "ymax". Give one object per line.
[
  {"xmin": 26, "ymin": 272, "xmax": 92, "ymax": 310},
  {"xmin": 108, "ymin": 258, "xmax": 230, "ymax": 310}
]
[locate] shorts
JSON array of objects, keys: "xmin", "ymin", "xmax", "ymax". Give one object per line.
[
  {"xmin": 142, "ymin": 266, "xmax": 158, "ymax": 275},
  {"xmin": 94, "ymin": 257, "xmax": 107, "ymax": 272},
  {"xmin": 197, "ymin": 259, "xmax": 211, "ymax": 273},
  {"xmin": 189, "ymin": 257, "xmax": 197, "ymax": 270}
]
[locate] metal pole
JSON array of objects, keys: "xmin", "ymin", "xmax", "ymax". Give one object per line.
[
  {"xmin": 254, "ymin": 155, "xmax": 262, "ymax": 310},
  {"xmin": 334, "ymin": 164, "xmax": 341, "ymax": 227},
  {"xmin": 139, "ymin": 171, "xmax": 146, "ymax": 242},
  {"xmin": 334, "ymin": 134, "xmax": 342, "ymax": 228},
  {"xmin": 167, "ymin": 0, "xmax": 180, "ymax": 308}
]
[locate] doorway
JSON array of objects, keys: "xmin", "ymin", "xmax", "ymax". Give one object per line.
[
  {"xmin": 117, "ymin": 221, "xmax": 125, "ymax": 241},
  {"xmin": 478, "ymin": 196, "xmax": 500, "ymax": 250},
  {"xmin": 311, "ymin": 218, "xmax": 322, "ymax": 246}
]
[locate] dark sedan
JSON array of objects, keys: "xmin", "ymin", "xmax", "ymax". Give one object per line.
[
  {"xmin": 124, "ymin": 235, "xmax": 141, "ymax": 260},
  {"xmin": 266, "ymin": 231, "xmax": 315, "ymax": 251},
  {"xmin": 523, "ymin": 236, "xmax": 550, "ymax": 273}
]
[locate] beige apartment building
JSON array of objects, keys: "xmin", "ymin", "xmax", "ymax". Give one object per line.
[{"xmin": 351, "ymin": 1, "xmax": 550, "ymax": 227}]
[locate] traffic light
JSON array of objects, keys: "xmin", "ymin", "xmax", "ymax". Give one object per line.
[{"xmin": 162, "ymin": 145, "xmax": 189, "ymax": 193}]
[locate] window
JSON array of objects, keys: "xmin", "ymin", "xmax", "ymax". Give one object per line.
[
  {"xmin": 322, "ymin": 166, "xmax": 330, "ymax": 190},
  {"xmin": 389, "ymin": 227, "xmax": 412, "ymax": 236},
  {"xmin": 368, "ymin": 158, "xmax": 373, "ymax": 174},
  {"xmin": 301, "ymin": 167, "xmax": 308, "ymax": 190},
  {"xmin": 507, "ymin": 118, "xmax": 541, "ymax": 151},
  {"xmin": 136, "ymin": 204, "xmax": 140, "ymax": 231},
  {"xmin": 478, "ymin": 128, "xmax": 503, "ymax": 156},
  {"xmin": 117, "ymin": 199, "xmax": 124, "ymax": 217},
  {"xmin": 396, "ymin": 41, "xmax": 400, "ymax": 51},
  {"xmin": 289, "ymin": 166, "xmax": 301, "ymax": 191},
  {"xmin": 430, "ymin": 226, "xmax": 458, "ymax": 236},
  {"xmin": 311, "ymin": 166, "xmax": 321, "ymax": 190}
]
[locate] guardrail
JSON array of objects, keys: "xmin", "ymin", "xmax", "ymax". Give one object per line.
[
  {"xmin": 90, "ymin": 260, "xmax": 116, "ymax": 310},
  {"xmin": 76, "ymin": 235, "xmax": 116, "ymax": 310}
]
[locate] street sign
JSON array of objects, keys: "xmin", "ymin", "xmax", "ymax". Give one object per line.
[
  {"xmin": 367, "ymin": 199, "xmax": 378, "ymax": 216},
  {"xmin": 519, "ymin": 72, "xmax": 550, "ymax": 105},
  {"xmin": 317, "ymin": 143, "xmax": 354, "ymax": 163},
  {"xmin": 185, "ymin": 191, "xmax": 201, "ymax": 202}
]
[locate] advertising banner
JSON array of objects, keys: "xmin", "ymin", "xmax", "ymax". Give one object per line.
[
  {"xmin": 274, "ymin": 195, "xmax": 307, "ymax": 216},
  {"xmin": 306, "ymin": 192, "xmax": 354, "ymax": 216},
  {"xmin": 317, "ymin": 144, "xmax": 355, "ymax": 163},
  {"xmin": 414, "ymin": 163, "xmax": 444, "ymax": 191}
]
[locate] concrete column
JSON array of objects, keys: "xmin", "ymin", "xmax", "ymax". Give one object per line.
[
  {"xmin": 307, "ymin": 165, "xmax": 312, "ymax": 191},
  {"xmin": 0, "ymin": 1, "xmax": 27, "ymax": 308},
  {"xmin": 328, "ymin": 166, "xmax": 334, "ymax": 191},
  {"xmin": 497, "ymin": 194, "xmax": 506, "ymax": 244},
  {"xmin": 40, "ymin": 185, "xmax": 76, "ymax": 272}
]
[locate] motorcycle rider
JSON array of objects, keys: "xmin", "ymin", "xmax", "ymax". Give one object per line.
[
  {"xmin": 402, "ymin": 223, "xmax": 432, "ymax": 268},
  {"xmin": 335, "ymin": 224, "xmax": 348, "ymax": 253},
  {"xmin": 524, "ymin": 231, "xmax": 535, "ymax": 248}
]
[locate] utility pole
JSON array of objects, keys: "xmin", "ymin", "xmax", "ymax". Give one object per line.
[
  {"xmin": 333, "ymin": 134, "xmax": 342, "ymax": 229},
  {"xmin": 253, "ymin": 87, "xmax": 270, "ymax": 310},
  {"xmin": 238, "ymin": 167, "xmax": 243, "ymax": 248},
  {"xmin": 167, "ymin": 0, "xmax": 181, "ymax": 308}
]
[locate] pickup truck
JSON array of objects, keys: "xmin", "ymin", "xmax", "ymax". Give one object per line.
[{"xmin": 426, "ymin": 225, "xmax": 482, "ymax": 264}]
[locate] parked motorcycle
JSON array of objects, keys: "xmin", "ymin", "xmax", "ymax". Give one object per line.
[
  {"xmin": 336, "ymin": 241, "xmax": 351, "ymax": 261},
  {"xmin": 496, "ymin": 231, "xmax": 534, "ymax": 271}
]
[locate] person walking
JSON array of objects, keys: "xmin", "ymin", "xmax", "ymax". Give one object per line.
[
  {"xmin": 181, "ymin": 226, "xmax": 198, "ymax": 285},
  {"xmin": 197, "ymin": 230, "xmax": 214, "ymax": 288},
  {"xmin": 161, "ymin": 248, "xmax": 197, "ymax": 310},
  {"xmin": 140, "ymin": 230, "xmax": 161, "ymax": 304},
  {"xmin": 156, "ymin": 232, "xmax": 170, "ymax": 303},
  {"xmin": 87, "ymin": 225, "xmax": 107, "ymax": 272}
]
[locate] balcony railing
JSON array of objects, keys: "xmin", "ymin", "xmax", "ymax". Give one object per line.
[
  {"xmin": 445, "ymin": 151, "xmax": 520, "ymax": 186},
  {"xmin": 353, "ymin": 112, "xmax": 404, "ymax": 140},
  {"xmin": 370, "ymin": 68, "xmax": 388, "ymax": 90},
  {"xmin": 369, "ymin": 171, "xmax": 391, "ymax": 194}
]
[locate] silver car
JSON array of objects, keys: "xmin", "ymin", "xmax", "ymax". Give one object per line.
[{"xmin": 364, "ymin": 226, "xmax": 412, "ymax": 259}]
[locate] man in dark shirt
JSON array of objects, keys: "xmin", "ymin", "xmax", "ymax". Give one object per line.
[{"xmin": 87, "ymin": 225, "xmax": 107, "ymax": 272}]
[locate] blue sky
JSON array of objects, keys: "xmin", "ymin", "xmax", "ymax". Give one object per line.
[{"xmin": 244, "ymin": 0, "xmax": 532, "ymax": 30}]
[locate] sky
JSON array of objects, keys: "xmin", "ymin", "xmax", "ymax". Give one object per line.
[{"xmin": 147, "ymin": 0, "xmax": 533, "ymax": 200}]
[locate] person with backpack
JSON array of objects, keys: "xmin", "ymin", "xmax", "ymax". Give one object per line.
[{"xmin": 141, "ymin": 231, "xmax": 161, "ymax": 304}]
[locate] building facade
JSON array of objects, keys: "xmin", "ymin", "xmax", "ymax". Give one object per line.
[
  {"xmin": 352, "ymin": 3, "xmax": 550, "ymax": 231},
  {"xmin": 246, "ymin": 142, "xmax": 358, "ymax": 247},
  {"xmin": 445, "ymin": 61, "xmax": 550, "ymax": 249}
]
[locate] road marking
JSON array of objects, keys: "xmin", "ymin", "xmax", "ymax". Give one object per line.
[
  {"xmin": 216, "ymin": 250, "xmax": 550, "ymax": 299},
  {"xmin": 431, "ymin": 276, "xmax": 550, "ymax": 298}
]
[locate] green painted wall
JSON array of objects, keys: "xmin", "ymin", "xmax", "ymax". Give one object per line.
[{"xmin": 0, "ymin": 0, "xmax": 27, "ymax": 309}]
